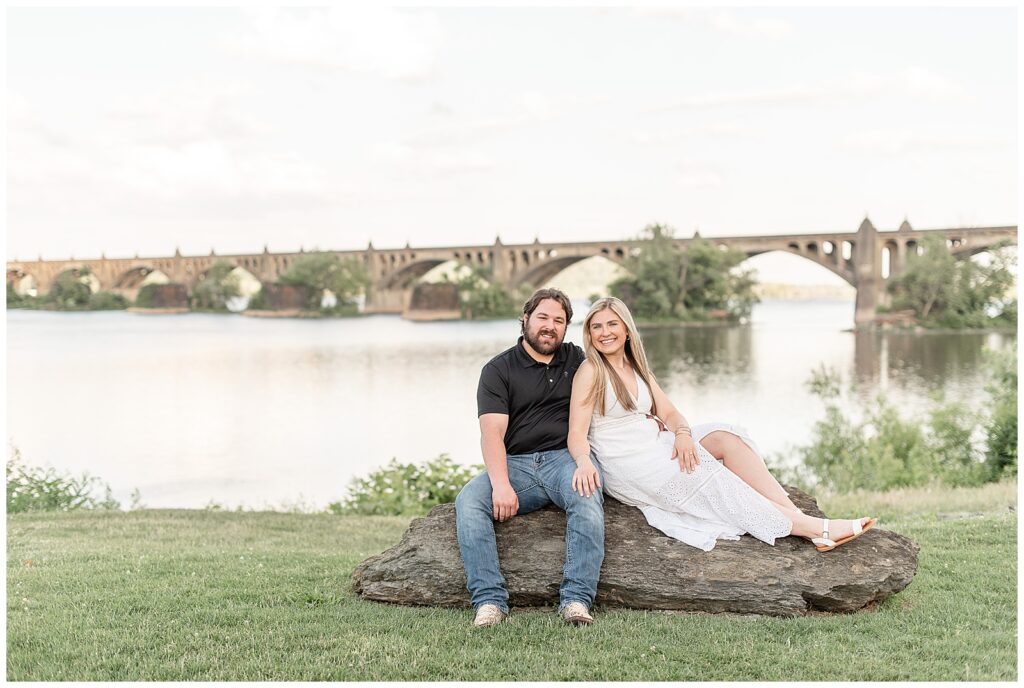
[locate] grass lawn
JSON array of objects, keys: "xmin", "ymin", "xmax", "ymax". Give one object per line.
[{"xmin": 7, "ymin": 481, "xmax": 1017, "ymax": 681}]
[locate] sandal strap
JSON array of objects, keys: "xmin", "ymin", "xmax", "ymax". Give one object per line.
[
  {"xmin": 851, "ymin": 518, "xmax": 863, "ymax": 536},
  {"xmin": 821, "ymin": 518, "xmax": 830, "ymax": 540}
]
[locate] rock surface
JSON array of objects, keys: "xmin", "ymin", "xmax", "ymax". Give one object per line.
[{"xmin": 351, "ymin": 488, "xmax": 919, "ymax": 617}]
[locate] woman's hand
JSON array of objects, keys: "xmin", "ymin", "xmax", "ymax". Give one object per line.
[
  {"xmin": 572, "ymin": 458, "xmax": 602, "ymax": 498},
  {"xmin": 671, "ymin": 435, "xmax": 701, "ymax": 473}
]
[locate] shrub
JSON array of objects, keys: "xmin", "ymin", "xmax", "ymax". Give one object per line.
[
  {"xmin": 47, "ymin": 269, "xmax": 94, "ymax": 309},
  {"xmin": 88, "ymin": 291, "xmax": 129, "ymax": 310},
  {"xmin": 6, "ymin": 446, "xmax": 121, "ymax": 513},
  {"xmin": 191, "ymin": 261, "xmax": 242, "ymax": 311},
  {"xmin": 772, "ymin": 364, "xmax": 1001, "ymax": 493},
  {"xmin": 134, "ymin": 283, "xmax": 161, "ymax": 308},
  {"xmin": 447, "ymin": 265, "xmax": 522, "ymax": 320},
  {"xmin": 983, "ymin": 345, "xmax": 1017, "ymax": 478},
  {"xmin": 278, "ymin": 252, "xmax": 369, "ymax": 311},
  {"xmin": 328, "ymin": 454, "xmax": 481, "ymax": 516}
]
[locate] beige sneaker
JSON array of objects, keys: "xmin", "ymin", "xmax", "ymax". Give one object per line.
[
  {"xmin": 473, "ymin": 604, "xmax": 507, "ymax": 627},
  {"xmin": 561, "ymin": 601, "xmax": 594, "ymax": 626}
]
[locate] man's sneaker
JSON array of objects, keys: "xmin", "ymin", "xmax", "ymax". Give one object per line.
[
  {"xmin": 473, "ymin": 604, "xmax": 507, "ymax": 627},
  {"xmin": 561, "ymin": 601, "xmax": 594, "ymax": 626}
]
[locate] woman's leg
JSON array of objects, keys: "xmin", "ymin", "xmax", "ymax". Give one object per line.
[
  {"xmin": 699, "ymin": 430, "xmax": 801, "ymax": 512},
  {"xmin": 772, "ymin": 502, "xmax": 872, "ymax": 541}
]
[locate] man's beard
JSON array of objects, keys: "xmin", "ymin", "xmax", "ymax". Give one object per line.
[{"xmin": 524, "ymin": 325, "xmax": 563, "ymax": 355}]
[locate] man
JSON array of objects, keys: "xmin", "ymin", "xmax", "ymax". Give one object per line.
[{"xmin": 455, "ymin": 288, "xmax": 605, "ymax": 627}]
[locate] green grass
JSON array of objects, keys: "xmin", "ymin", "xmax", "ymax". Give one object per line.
[{"xmin": 7, "ymin": 483, "xmax": 1017, "ymax": 681}]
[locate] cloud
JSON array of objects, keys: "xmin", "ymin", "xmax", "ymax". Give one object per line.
[
  {"xmin": 635, "ymin": 8, "xmax": 794, "ymax": 39},
  {"xmin": 839, "ymin": 127, "xmax": 1011, "ymax": 155},
  {"xmin": 8, "ymin": 87, "xmax": 350, "ymax": 221},
  {"xmin": 105, "ymin": 79, "xmax": 273, "ymax": 147},
  {"xmin": 674, "ymin": 159, "xmax": 725, "ymax": 189},
  {"xmin": 221, "ymin": 7, "xmax": 441, "ymax": 81},
  {"xmin": 651, "ymin": 66, "xmax": 966, "ymax": 112},
  {"xmin": 628, "ymin": 122, "xmax": 751, "ymax": 146},
  {"xmin": 376, "ymin": 141, "xmax": 494, "ymax": 178}
]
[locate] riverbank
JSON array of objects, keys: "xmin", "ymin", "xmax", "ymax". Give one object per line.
[{"xmin": 7, "ymin": 482, "xmax": 1016, "ymax": 681}]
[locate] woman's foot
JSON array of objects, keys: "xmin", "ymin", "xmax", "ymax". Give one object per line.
[{"xmin": 812, "ymin": 517, "xmax": 877, "ymax": 552}]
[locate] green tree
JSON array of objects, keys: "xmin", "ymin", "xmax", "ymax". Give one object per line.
[
  {"xmin": 87, "ymin": 291, "xmax": 128, "ymax": 310},
  {"xmin": 888, "ymin": 235, "xmax": 1016, "ymax": 327},
  {"xmin": 47, "ymin": 269, "xmax": 94, "ymax": 309},
  {"xmin": 278, "ymin": 252, "xmax": 369, "ymax": 312},
  {"xmin": 447, "ymin": 264, "xmax": 521, "ymax": 319},
  {"xmin": 609, "ymin": 224, "xmax": 758, "ymax": 321},
  {"xmin": 191, "ymin": 261, "xmax": 243, "ymax": 311}
]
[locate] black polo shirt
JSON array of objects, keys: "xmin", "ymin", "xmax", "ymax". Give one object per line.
[{"xmin": 477, "ymin": 336, "xmax": 586, "ymax": 456}]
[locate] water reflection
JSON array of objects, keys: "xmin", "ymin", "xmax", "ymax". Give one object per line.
[
  {"xmin": 852, "ymin": 330, "xmax": 1013, "ymax": 395},
  {"xmin": 639, "ymin": 325, "xmax": 753, "ymax": 384},
  {"xmin": 6, "ymin": 304, "xmax": 1014, "ymax": 509}
]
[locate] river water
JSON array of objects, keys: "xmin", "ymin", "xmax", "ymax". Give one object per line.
[{"xmin": 6, "ymin": 301, "xmax": 1014, "ymax": 509}]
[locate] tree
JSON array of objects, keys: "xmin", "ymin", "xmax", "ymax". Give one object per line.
[
  {"xmin": 888, "ymin": 235, "xmax": 1016, "ymax": 327},
  {"xmin": 446, "ymin": 264, "xmax": 521, "ymax": 319},
  {"xmin": 47, "ymin": 268, "xmax": 93, "ymax": 309},
  {"xmin": 609, "ymin": 223, "xmax": 758, "ymax": 321},
  {"xmin": 278, "ymin": 252, "xmax": 369, "ymax": 312},
  {"xmin": 191, "ymin": 261, "xmax": 243, "ymax": 311}
]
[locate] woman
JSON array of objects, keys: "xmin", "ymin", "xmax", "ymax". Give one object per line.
[{"xmin": 567, "ymin": 296, "xmax": 875, "ymax": 552}]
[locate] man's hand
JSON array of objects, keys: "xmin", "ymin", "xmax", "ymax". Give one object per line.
[
  {"xmin": 492, "ymin": 482, "xmax": 519, "ymax": 522},
  {"xmin": 572, "ymin": 458, "xmax": 602, "ymax": 498}
]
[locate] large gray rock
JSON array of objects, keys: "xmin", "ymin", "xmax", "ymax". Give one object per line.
[{"xmin": 351, "ymin": 488, "xmax": 919, "ymax": 617}]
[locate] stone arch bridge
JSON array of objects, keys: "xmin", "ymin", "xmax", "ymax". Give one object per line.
[{"xmin": 7, "ymin": 219, "xmax": 1016, "ymax": 324}]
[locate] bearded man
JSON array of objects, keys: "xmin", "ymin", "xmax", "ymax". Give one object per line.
[{"xmin": 455, "ymin": 288, "xmax": 605, "ymax": 627}]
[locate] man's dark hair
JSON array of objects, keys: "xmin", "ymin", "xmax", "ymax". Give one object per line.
[{"xmin": 520, "ymin": 288, "xmax": 573, "ymax": 333}]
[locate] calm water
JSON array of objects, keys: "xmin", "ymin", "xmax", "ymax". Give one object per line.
[{"xmin": 6, "ymin": 302, "xmax": 1014, "ymax": 509}]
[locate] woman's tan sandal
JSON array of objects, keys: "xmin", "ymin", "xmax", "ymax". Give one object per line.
[{"xmin": 813, "ymin": 517, "xmax": 877, "ymax": 552}]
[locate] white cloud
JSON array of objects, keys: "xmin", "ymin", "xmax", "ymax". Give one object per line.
[
  {"xmin": 221, "ymin": 7, "xmax": 441, "ymax": 81},
  {"xmin": 105, "ymin": 79, "xmax": 273, "ymax": 146},
  {"xmin": 628, "ymin": 122, "xmax": 751, "ymax": 146},
  {"xmin": 635, "ymin": 8, "xmax": 794, "ymax": 39},
  {"xmin": 652, "ymin": 66, "xmax": 966, "ymax": 112},
  {"xmin": 839, "ymin": 127, "xmax": 1011, "ymax": 155},
  {"xmin": 674, "ymin": 159, "xmax": 725, "ymax": 189},
  {"xmin": 376, "ymin": 141, "xmax": 493, "ymax": 177}
]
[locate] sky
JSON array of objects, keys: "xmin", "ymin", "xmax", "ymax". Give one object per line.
[{"xmin": 6, "ymin": 5, "xmax": 1018, "ymax": 284}]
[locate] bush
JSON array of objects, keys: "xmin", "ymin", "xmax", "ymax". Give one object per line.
[
  {"xmin": 278, "ymin": 252, "xmax": 369, "ymax": 311},
  {"xmin": 47, "ymin": 269, "xmax": 94, "ymax": 309},
  {"xmin": 7, "ymin": 446, "xmax": 120, "ymax": 513},
  {"xmin": 191, "ymin": 261, "xmax": 242, "ymax": 311},
  {"xmin": 88, "ymin": 291, "xmax": 129, "ymax": 310},
  {"xmin": 447, "ymin": 265, "xmax": 523, "ymax": 320},
  {"xmin": 134, "ymin": 284, "xmax": 161, "ymax": 308},
  {"xmin": 772, "ymin": 358, "xmax": 1014, "ymax": 493},
  {"xmin": 327, "ymin": 454, "xmax": 481, "ymax": 516},
  {"xmin": 983, "ymin": 345, "xmax": 1017, "ymax": 479}
]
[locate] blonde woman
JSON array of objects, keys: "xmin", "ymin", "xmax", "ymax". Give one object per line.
[{"xmin": 567, "ymin": 297, "xmax": 875, "ymax": 552}]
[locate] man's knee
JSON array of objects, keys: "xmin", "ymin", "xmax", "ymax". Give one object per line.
[
  {"xmin": 563, "ymin": 488, "xmax": 604, "ymax": 522},
  {"xmin": 456, "ymin": 473, "xmax": 492, "ymax": 516}
]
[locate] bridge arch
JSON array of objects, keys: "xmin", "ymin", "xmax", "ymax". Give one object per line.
[
  {"xmin": 740, "ymin": 249, "xmax": 857, "ymax": 290},
  {"xmin": 113, "ymin": 266, "xmax": 168, "ymax": 289},
  {"xmin": 379, "ymin": 258, "xmax": 451, "ymax": 290},
  {"xmin": 7, "ymin": 269, "xmax": 39, "ymax": 297}
]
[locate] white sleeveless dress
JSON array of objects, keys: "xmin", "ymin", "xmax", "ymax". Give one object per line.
[{"xmin": 588, "ymin": 371, "xmax": 793, "ymax": 551}]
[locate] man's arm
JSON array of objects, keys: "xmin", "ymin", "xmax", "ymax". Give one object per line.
[{"xmin": 479, "ymin": 413, "xmax": 519, "ymax": 522}]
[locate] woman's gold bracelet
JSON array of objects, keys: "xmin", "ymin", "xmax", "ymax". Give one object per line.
[{"xmin": 674, "ymin": 426, "xmax": 692, "ymax": 436}]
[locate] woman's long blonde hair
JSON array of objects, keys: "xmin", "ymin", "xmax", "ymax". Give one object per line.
[{"xmin": 582, "ymin": 297, "xmax": 658, "ymax": 416}]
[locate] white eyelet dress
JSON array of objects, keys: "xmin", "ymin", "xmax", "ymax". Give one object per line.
[{"xmin": 588, "ymin": 372, "xmax": 793, "ymax": 551}]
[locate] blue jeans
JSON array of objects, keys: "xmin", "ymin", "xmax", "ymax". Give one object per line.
[{"xmin": 455, "ymin": 447, "xmax": 605, "ymax": 615}]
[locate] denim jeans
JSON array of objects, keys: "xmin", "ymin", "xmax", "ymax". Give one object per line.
[{"xmin": 455, "ymin": 447, "xmax": 605, "ymax": 615}]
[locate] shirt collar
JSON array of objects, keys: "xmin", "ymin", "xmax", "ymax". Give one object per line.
[{"xmin": 515, "ymin": 335, "xmax": 565, "ymax": 367}]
